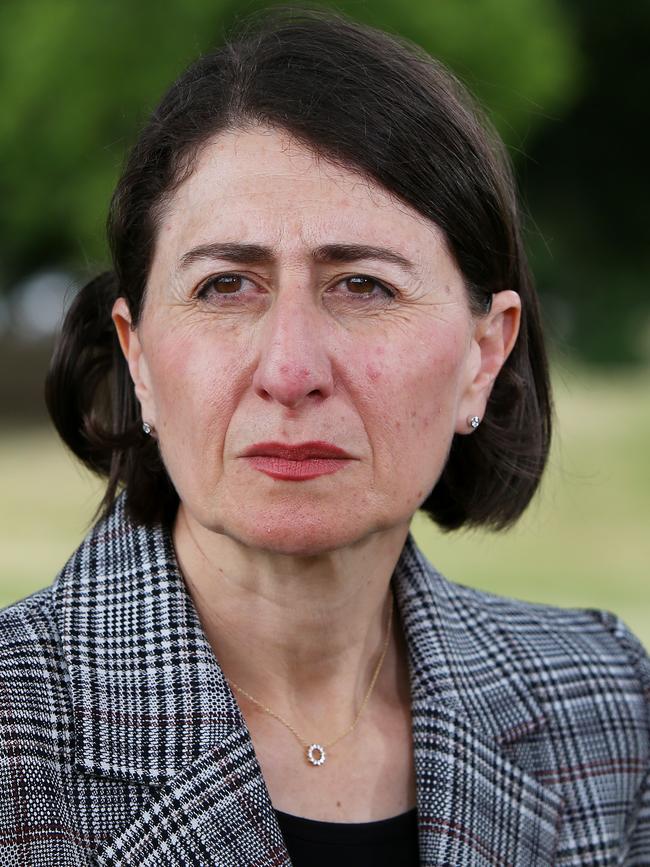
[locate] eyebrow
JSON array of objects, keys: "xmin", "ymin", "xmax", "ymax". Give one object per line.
[{"xmin": 178, "ymin": 242, "xmax": 416, "ymax": 273}]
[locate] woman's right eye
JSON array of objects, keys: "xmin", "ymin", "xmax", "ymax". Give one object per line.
[{"xmin": 195, "ymin": 273, "xmax": 251, "ymax": 299}]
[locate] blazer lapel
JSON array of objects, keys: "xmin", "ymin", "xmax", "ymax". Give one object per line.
[
  {"xmin": 96, "ymin": 726, "xmax": 290, "ymax": 866},
  {"xmin": 410, "ymin": 696, "xmax": 564, "ymax": 866},
  {"xmin": 54, "ymin": 494, "xmax": 291, "ymax": 866},
  {"xmin": 394, "ymin": 539, "xmax": 566, "ymax": 866}
]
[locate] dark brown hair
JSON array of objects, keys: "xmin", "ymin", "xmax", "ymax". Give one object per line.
[{"xmin": 46, "ymin": 7, "xmax": 552, "ymax": 531}]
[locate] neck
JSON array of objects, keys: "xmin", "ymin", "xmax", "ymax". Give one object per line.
[{"xmin": 172, "ymin": 503, "xmax": 411, "ymax": 733}]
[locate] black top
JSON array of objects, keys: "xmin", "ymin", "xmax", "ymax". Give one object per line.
[{"xmin": 274, "ymin": 806, "xmax": 419, "ymax": 866}]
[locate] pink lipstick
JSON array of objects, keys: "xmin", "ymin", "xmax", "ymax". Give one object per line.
[{"xmin": 242, "ymin": 441, "xmax": 355, "ymax": 481}]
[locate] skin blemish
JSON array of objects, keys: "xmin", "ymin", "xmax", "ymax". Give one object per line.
[{"xmin": 365, "ymin": 362, "xmax": 381, "ymax": 382}]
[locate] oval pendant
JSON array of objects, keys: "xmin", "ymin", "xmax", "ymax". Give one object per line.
[{"xmin": 306, "ymin": 743, "xmax": 326, "ymax": 766}]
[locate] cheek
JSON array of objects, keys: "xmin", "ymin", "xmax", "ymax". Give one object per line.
[
  {"xmin": 147, "ymin": 330, "xmax": 240, "ymax": 445},
  {"xmin": 360, "ymin": 332, "xmax": 468, "ymax": 499},
  {"xmin": 365, "ymin": 336, "xmax": 465, "ymax": 431}
]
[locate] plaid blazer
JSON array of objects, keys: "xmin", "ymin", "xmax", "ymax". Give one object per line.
[{"xmin": 1, "ymin": 493, "xmax": 649, "ymax": 866}]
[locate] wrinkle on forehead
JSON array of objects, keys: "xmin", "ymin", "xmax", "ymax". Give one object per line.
[{"xmin": 152, "ymin": 124, "xmax": 456, "ymax": 288}]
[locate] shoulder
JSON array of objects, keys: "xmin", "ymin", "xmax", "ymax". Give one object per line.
[
  {"xmin": 0, "ymin": 584, "xmax": 80, "ymax": 844},
  {"xmin": 400, "ymin": 537, "xmax": 650, "ymax": 736},
  {"xmin": 439, "ymin": 572, "xmax": 650, "ymax": 736},
  {"xmin": 405, "ymin": 537, "xmax": 648, "ymax": 674},
  {"xmin": 460, "ymin": 577, "xmax": 649, "ymax": 681},
  {"xmin": 0, "ymin": 582, "xmax": 63, "ymax": 678},
  {"xmin": 0, "ymin": 582, "xmax": 72, "ymax": 734},
  {"xmin": 0, "ymin": 581, "xmax": 77, "ymax": 780}
]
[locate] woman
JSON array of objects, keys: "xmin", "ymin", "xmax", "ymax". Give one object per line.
[{"xmin": 1, "ymin": 9, "xmax": 648, "ymax": 866}]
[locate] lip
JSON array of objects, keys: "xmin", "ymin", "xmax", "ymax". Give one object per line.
[
  {"xmin": 242, "ymin": 441, "xmax": 354, "ymax": 460},
  {"xmin": 241, "ymin": 441, "xmax": 355, "ymax": 481}
]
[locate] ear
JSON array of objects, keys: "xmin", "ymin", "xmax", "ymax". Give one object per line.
[
  {"xmin": 111, "ymin": 297, "xmax": 157, "ymax": 427},
  {"xmin": 455, "ymin": 290, "xmax": 521, "ymax": 434}
]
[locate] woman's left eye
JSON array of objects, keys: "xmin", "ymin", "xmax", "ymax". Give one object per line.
[{"xmin": 333, "ymin": 275, "xmax": 395, "ymax": 299}]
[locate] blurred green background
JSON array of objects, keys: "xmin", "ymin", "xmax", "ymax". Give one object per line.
[{"xmin": 1, "ymin": 2, "xmax": 648, "ymax": 642}]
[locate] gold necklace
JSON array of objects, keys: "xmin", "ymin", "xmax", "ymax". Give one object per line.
[{"xmin": 227, "ymin": 591, "xmax": 394, "ymax": 767}]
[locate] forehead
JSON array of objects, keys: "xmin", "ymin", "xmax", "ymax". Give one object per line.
[{"xmin": 156, "ymin": 125, "xmax": 447, "ymax": 263}]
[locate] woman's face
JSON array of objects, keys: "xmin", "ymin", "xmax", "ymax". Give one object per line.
[{"xmin": 114, "ymin": 125, "xmax": 518, "ymax": 554}]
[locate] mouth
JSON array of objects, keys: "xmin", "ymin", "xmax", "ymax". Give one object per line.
[{"xmin": 241, "ymin": 441, "xmax": 355, "ymax": 481}]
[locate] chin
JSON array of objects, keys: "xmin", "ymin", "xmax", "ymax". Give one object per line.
[{"xmin": 220, "ymin": 508, "xmax": 376, "ymax": 557}]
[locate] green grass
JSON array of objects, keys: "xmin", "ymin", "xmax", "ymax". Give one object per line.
[{"xmin": 1, "ymin": 365, "xmax": 649, "ymax": 645}]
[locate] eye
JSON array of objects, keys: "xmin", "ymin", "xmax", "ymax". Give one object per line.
[
  {"xmin": 195, "ymin": 273, "xmax": 254, "ymax": 299},
  {"xmin": 333, "ymin": 274, "xmax": 395, "ymax": 300}
]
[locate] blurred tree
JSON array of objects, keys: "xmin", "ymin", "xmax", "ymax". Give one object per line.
[
  {"xmin": 220, "ymin": 0, "xmax": 582, "ymax": 143},
  {"xmin": 1, "ymin": 0, "xmax": 646, "ymax": 363},
  {"xmin": 0, "ymin": 0, "xmax": 227, "ymax": 280},
  {"xmin": 522, "ymin": 0, "xmax": 650, "ymax": 364},
  {"xmin": 0, "ymin": 0, "xmax": 579, "ymax": 283}
]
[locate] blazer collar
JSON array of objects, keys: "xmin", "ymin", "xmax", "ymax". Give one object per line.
[
  {"xmin": 392, "ymin": 537, "xmax": 548, "ymax": 745},
  {"xmin": 54, "ymin": 493, "xmax": 244, "ymax": 784},
  {"xmin": 392, "ymin": 540, "xmax": 564, "ymax": 865},
  {"xmin": 55, "ymin": 494, "xmax": 564, "ymax": 864}
]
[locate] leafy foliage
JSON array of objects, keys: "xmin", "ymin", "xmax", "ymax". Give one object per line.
[{"xmin": 1, "ymin": 0, "xmax": 647, "ymax": 362}]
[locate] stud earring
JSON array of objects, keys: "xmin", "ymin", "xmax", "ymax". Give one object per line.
[
  {"xmin": 142, "ymin": 421, "xmax": 153, "ymax": 435},
  {"xmin": 468, "ymin": 416, "xmax": 480, "ymax": 430}
]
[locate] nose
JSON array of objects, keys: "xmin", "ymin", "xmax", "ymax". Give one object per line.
[{"xmin": 252, "ymin": 295, "xmax": 334, "ymax": 409}]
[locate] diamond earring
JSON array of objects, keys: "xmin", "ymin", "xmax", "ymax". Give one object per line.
[
  {"xmin": 468, "ymin": 416, "xmax": 480, "ymax": 430},
  {"xmin": 142, "ymin": 421, "xmax": 153, "ymax": 435}
]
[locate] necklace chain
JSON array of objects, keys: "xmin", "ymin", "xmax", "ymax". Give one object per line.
[{"xmin": 227, "ymin": 590, "xmax": 394, "ymax": 765}]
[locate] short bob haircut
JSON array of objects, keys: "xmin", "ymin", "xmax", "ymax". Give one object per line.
[{"xmin": 46, "ymin": 7, "xmax": 552, "ymax": 532}]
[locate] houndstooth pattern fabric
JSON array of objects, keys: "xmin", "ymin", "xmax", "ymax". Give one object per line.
[{"xmin": 0, "ymin": 491, "xmax": 648, "ymax": 865}]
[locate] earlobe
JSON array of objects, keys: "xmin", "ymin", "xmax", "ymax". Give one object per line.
[
  {"xmin": 455, "ymin": 290, "xmax": 521, "ymax": 434},
  {"xmin": 111, "ymin": 298, "xmax": 156, "ymax": 425}
]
